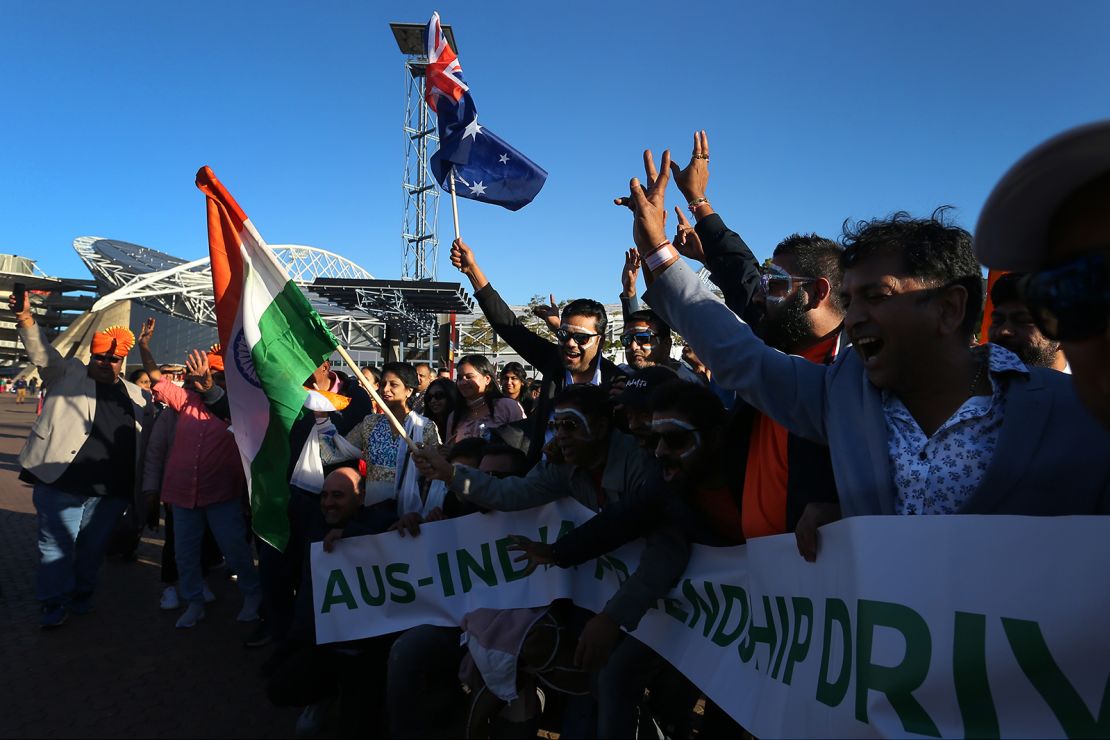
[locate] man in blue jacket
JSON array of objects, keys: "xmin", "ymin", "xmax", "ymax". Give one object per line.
[{"xmin": 617, "ymin": 142, "xmax": 1108, "ymax": 545}]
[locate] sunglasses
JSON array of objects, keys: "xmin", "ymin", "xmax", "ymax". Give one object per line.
[
  {"xmin": 759, "ymin": 265, "xmax": 816, "ymax": 303},
  {"xmin": 547, "ymin": 418, "xmax": 585, "ymax": 434},
  {"xmin": 425, "ymin": 392, "xmax": 446, "ymax": 401},
  {"xmin": 620, "ymin": 331, "xmax": 658, "ymax": 348},
  {"xmin": 656, "ymin": 429, "xmax": 699, "ymax": 450},
  {"xmin": 91, "ymin": 353, "xmax": 125, "ymax": 364},
  {"xmin": 1021, "ymin": 253, "xmax": 1110, "ymax": 341},
  {"xmin": 555, "ymin": 328, "xmax": 599, "ymax": 346}
]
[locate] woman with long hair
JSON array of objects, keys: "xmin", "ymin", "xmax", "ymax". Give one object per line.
[
  {"xmin": 498, "ymin": 361, "xmax": 530, "ymax": 415},
  {"xmin": 423, "ymin": 376, "xmax": 461, "ymax": 437},
  {"xmin": 319, "ymin": 362, "xmax": 445, "ymax": 518},
  {"xmin": 446, "ymin": 354, "xmax": 525, "ymax": 444}
]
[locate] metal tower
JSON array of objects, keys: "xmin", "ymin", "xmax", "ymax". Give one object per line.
[{"xmin": 391, "ymin": 22, "xmax": 457, "ymax": 281}]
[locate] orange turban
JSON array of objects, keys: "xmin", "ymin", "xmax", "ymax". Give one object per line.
[
  {"xmin": 90, "ymin": 326, "xmax": 135, "ymax": 357},
  {"xmin": 207, "ymin": 343, "xmax": 225, "ymax": 373}
]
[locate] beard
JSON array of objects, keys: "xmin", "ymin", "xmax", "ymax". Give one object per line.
[
  {"xmin": 996, "ymin": 336, "xmax": 1060, "ymax": 368},
  {"xmin": 755, "ymin": 291, "xmax": 812, "ymax": 352}
]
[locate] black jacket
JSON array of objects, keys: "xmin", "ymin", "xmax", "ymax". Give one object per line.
[
  {"xmin": 473, "ymin": 283, "xmax": 625, "ymax": 465},
  {"xmin": 693, "ymin": 212, "xmax": 839, "ymax": 520}
]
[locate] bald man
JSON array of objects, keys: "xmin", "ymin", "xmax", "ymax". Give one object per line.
[
  {"xmin": 267, "ymin": 465, "xmax": 397, "ymax": 736},
  {"xmin": 320, "ymin": 467, "xmax": 365, "ymax": 544}
]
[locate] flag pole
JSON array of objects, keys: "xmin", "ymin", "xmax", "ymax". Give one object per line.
[
  {"xmin": 449, "ymin": 167, "xmax": 461, "ymax": 239},
  {"xmin": 334, "ymin": 345, "xmax": 414, "ymax": 446}
]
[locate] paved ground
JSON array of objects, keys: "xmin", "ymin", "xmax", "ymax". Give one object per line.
[{"xmin": 0, "ymin": 394, "xmax": 298, "ymax": 738}]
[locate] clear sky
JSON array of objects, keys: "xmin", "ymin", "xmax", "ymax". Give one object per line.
[{"xmin": 3, "ymin": 1, "xmax": 1108, "ymax": 305}]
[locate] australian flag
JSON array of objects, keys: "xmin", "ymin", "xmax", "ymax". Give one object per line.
[{"xmin": 424, "ymin": 13, "xmax": 547, "ymax": 211}]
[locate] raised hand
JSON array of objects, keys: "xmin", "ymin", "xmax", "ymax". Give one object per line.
[
  {"xmin": 137, "ymin": 317, "xmax": 156, "ymax": 348},
  {"xmin": 450, "ymin": 238, "xmax": 476, "ymax": 274},
  {"xmin": 673, "ymin": 207, "xmax": 705, "ymax": 263},
  {"xmin": 627, "ymin": 149, "xmax": 672, "ymax": 252},
  {"xmin": 185, "ymin": 349, "xmax": 213, "ymax": 392},
  {"xmin": 450, "ymin": 238, "xmax": 489, "ymax": 291},
  {"xmin": 621, "ymin": 249, "xmax": 641, "ymax": 297},
  {"xmin": 505, "ymin": 535, "xmax": 555, "ymax": 577},
  {"xmin": 7, "ymin": 290, "xmax": 30, "ymax": 316},
  {"xmin": 532, "ymin": 294, "xmax": 561, "ymax": 331},
  {"xmin": 669, "ymin": 130, "xmax": 710, "ymax": 203}
]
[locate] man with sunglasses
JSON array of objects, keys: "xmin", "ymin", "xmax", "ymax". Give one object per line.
[
  {"xmin": 622, "ymin": 147, "xmax": 1109, "ymax": 546},
  {"xmin": 508, "ymin": 379, "xmax": 745, "ymax": 737},
  {"xmin": 450, "ymin": 238, "xmax": 625, "ymax": 465},
  {"xmin": 411, "ymin": 383, "xmax": 658, "ymax": 735},
  {"xmin": 9, "ymin": 293, "xmax": 155, "ymax": 628},
  {"xmin": 976, "ymin": 121, "xmax": 1110, "ymax": 429}
]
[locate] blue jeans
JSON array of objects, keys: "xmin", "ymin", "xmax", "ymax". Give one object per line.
[
  {"xmin": 173, "ymin": 498, "xmax": 260, "ymax": 605},
  {"xmin": 34, "ymin": 484, "xmax": 128, "ymax": 607}
]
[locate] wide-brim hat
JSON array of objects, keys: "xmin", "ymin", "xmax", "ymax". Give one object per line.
[{"xmin": 975, "ymin": 120, "xmax": 1110, "ymax": 272}]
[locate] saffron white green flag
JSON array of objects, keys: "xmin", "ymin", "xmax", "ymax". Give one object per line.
[{"xmin": 196, "ymin": 166, "xmax": 338, "ymax": 551}]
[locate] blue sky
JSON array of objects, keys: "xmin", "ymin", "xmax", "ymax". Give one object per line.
[{"xmin": 3, "ymin": 1, "xmax": 1108, "ymax": 305}]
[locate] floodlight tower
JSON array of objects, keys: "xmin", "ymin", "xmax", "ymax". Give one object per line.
[{"xmin": 390, "ymin": 22, "xmax": 457, "ymax": 281}]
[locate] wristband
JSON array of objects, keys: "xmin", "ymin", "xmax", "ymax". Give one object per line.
[
  {"xmin": 644, "ymin": 241, "xmax": 679, "ymax": 272},
  {"xmin": 687, "ymin": 197, "xmax": 710, "ymax": 212}
]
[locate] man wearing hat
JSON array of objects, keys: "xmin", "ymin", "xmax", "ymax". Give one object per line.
[
  {"xmin": 975, "ymin": 120, "xmax": 1110, "ymax": 429},
  {"xmin": 9, "ymin": 292, "xmax": 154, "ymax": 628}
]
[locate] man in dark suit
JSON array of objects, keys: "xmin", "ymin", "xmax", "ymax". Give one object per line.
[{"xmin": 449, "ymin": 238, "xmax": 624, "ymax": 464}]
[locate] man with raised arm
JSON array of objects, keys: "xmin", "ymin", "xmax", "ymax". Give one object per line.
[
  {"xmin": 618, "ymin": 139, "xmax": 1108, "ymax": 556},
  {"xmin": 450, "ymin": 238, "xmax": 625, "ymax": 464},
  {"xmin": 9, "ymin": 292, "xmax": 154, "ymax": 628}
]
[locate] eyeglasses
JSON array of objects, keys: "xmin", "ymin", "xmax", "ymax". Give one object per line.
[
  {"xmin": 620, "ymin": 331, "xmax": 659, "ymax": 348},
  {"xmin": 555, "ymin": 328, "xmax": 599, "ymax": 346},
  {"xmin": 547, "ymin": 418, "xmax": 584, "ymax": 434},
  {"xmin": 91, "ymin": 353, "xmax": 125, "ymax": 364},
  {"xmin": 425, "ymin": 392, "xmax": 446, "ymax": 401},
  {"xmin": 656, "ymin": 428, "xmax": 699, "ymax": 450},
  {"xmin": 759, "ymin": 264, "xmax": 816, "ymax": 303},
  {"xmin": 1021, "ymin": 252, "xmax": 1110, "ymax": 341}
]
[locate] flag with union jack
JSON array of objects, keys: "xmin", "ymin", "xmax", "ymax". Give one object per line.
[{"xmin": 423, "ymin": 12, "xmax": 547, "ymax": 211}]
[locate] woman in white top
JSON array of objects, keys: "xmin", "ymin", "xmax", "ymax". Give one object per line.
[
  {"xmin": 319, "ymin": 362, "xmax": 445, "ymax": 518},
  {"xmin": 445, "ymin": 354, "xmax": 525, "ymax": 445}
]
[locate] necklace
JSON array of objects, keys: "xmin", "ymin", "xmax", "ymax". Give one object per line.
[{"xmin": 969, "ymin": 356, "xmax": 987, "ymax": 397}]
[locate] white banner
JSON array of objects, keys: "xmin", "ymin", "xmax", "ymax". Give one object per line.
[{"xmin": 312, "ymin": 502, "xmax": 1110, "ymax": 738}]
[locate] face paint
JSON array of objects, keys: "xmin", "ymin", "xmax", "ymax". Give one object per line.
[
  {"xmin": 651, "ymin": 417, "xmax": 701, "ymax": 459},
  {"xmin": 551, "ymin": 407, "xmax": 593, "ymax": 437}
]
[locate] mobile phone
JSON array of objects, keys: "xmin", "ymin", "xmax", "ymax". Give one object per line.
[{"xmin": 12, "ymin": 282, "xmax": 26, "ymax": 312}]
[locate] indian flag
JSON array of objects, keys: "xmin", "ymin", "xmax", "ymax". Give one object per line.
[{"xmin": 196, "ymin": 166, "xmax": 338, "ymax": 551}]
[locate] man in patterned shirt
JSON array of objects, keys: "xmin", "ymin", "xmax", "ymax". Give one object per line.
[{"xmin": 616, "ymin": 146, "xmax": 1108, "ymax": 553}]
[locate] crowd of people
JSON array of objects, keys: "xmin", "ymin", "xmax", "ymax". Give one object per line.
[{"xmin": 9, "ymin": 121, "xmax": 1110, "ymax": 738}]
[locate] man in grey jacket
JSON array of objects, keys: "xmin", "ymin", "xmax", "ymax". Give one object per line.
[
  {"xmin": 9, "ymin": 293, "xmax": 154, "ymax": 628},
  {"xmin": 617, "ymin": 145, "xmax": 1109, "ymax": 556}
]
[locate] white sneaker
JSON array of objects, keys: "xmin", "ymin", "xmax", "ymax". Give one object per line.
[
  {"xmin": 295, "ymin": 703, "xmax": 324, "ymax": 738},
  {"xmin": 175, "ymin": 603, "xmax": 206, "ymax": 629},
  {"xmin": 159, "ymin": 586, "xmax": 180, "ymax": 611},
  {"xmin": 202, "ymin": 583, "xmax": 216, "ymax": 604},
  {"xmin": 237, "ymin": 591, "xmax": 262, "ymax": 622}
]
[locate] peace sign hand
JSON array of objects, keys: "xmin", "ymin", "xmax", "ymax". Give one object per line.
[
  {"xmin": 669, "ymin": 130, "xmax": 710, "ymax": 203},
  {"xmin": 626, "ymin": 149, "xmax": 672, "ymax": 252}
]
